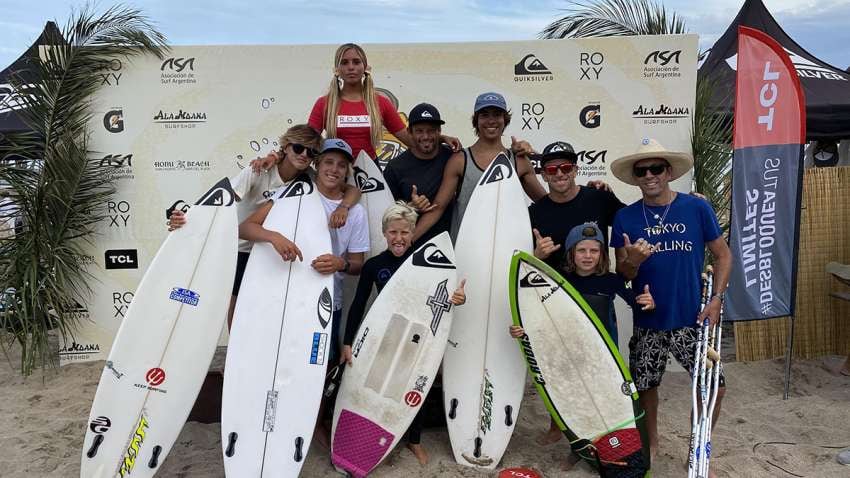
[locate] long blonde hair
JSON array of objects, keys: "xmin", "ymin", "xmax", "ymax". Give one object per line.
[{"xmin": 324, "ymin": 43, "xmax": 383, "ymax": 151}]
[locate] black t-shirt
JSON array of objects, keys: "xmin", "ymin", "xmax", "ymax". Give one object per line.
[
  {"xmin": 383, "ymin": 145, "xmax": 454, "ymax": 244},
  {"xmin": 344, "ymin": 249, "xmax": 409, "ymax": 346},
  {"xmin": 528, "ymin": 186, "xmax": 625, "ymax": 270}
]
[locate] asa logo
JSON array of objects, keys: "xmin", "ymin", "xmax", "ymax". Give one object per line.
[
  {"xmin": 579, "ymin": 103, "xmax": 601, "ymax": 129},
  {"xmin": 644, "ymin": 50, "xmax": 681, "ymax": 66},
  {"xmin": 577, "ymin": 149, "xmax": 608, "ymax": 165},
  {"xmin": 514, "ymin": 54, "xmax": 553, "ymax": 83},
  {"xmin": 160, "ymin": 57, "xmax": 195, "ymax": 72},
  {"xmin": 353, "ymin": 166, "xmax": 386, "ymax": 193},
  {"xmin": 103, "ymin": 108, "xmax": 124, "ymax": 133},
  {"xmin": 99, "ymin": 154, "xmax": 132, "ymax": 168}
]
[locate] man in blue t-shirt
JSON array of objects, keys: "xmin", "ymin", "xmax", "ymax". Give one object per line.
[{"xmin": 610, "ymin": 138, "xmax": 732, "ymax": 474}]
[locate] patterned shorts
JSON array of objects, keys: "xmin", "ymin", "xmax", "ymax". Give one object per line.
[{"xmin": 629, "ymin": 326, "xmax": 726, "ymax": 391}]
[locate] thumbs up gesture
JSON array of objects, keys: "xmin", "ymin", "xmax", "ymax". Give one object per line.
[
  {"xmin": 533, "ymin": 228, "xmax": 561, "ymax": 260},
  {"xmin": 451, "ymin": 279, "xmax": 467, "ymax": 306},
  {"xmin": 510, "ymin": 136, "xmax": 534, "ymax": 157},
  {"xmin": 409, "ymin": 185, "xmax": 436, "ymax": 213},
  {"xmin": 636, "ymin": 284, "xmax": 656, "ymax": 311}
]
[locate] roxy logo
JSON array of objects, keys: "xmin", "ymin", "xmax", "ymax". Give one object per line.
[
  {"xmin": 514, "ymin": 54, "xmax": 553, "ymax": 82},
  {"xmin": 160, "ymin": 57, "xmax": 195, "ymax": 72},
  {"xmin": 579, "ymin": 51, "xmax": 604, "ymax": 80},
  {"xmin": 97, "ymin": 58, "xmax": 122, "ymax": 86},
  {"xmin": 353, "ymin": 167, "xmax": 385, "ymax": 193},
  {"xmin": 112, "ymin": 290, "xmax": 134, "ymax": 319},
  {"xmin": 107, "ymin": 200, "xmax": 131, "ymax": 228}
]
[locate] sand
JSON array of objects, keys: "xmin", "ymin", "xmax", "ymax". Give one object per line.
[{"xmin": 1, "ymin": 345, "xmax": 849, "ymax": 477}]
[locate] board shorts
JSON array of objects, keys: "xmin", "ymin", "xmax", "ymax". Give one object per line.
[
  {"xmin": 628, "ymin": 325, "xmax": 726, "ymax": 391},
  {"xmin": 232, "ymin": 251, "xmax": 251, "ymax": 296}
]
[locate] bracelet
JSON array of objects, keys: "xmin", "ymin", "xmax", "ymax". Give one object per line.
[
  {"xmin": 337, "ymin": 203, "xmax": 350, "ymax": 210},
  {"xmin": 710, "ymin": 292, "xmax": 725, "ymax": 302},
  {"xmin": 342, "ymin": 259, "xmax": 350, "ymax": 273}
]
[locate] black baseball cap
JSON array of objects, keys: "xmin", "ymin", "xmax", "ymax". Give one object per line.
[
  {"xmin": 538, "ymin": 141, "xmax": 578, "ymax": 165},
  {"xmin": 408, "ymin": 103, "xmax": 445, "ymax": 126}
]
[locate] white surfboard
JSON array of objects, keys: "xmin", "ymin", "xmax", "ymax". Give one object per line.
[
  {"xmin": 81, "ymin": 178, "xmax": 238, "ymax": 478},
  {"xmin": 331, "ymin": 232, "xmax": 457, "ymax": 477},
  {"xmin": 509, "ymin": 251, "xmax": 649, "ymax": 475},
  {"xmin": 443, "ymin": 153, "xmax": 532, "ymax": 469},
  {"xmin": 350, "ymin": 150, "xmax": 394, "ymax": 260},
  {"xmin": 221, "ymin": 173, "xmax": 334, "ymax": 477}
]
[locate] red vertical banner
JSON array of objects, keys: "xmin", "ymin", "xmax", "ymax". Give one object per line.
[{"xmin": 727, "ymin": 26, "xmax": 806, "ymax": 320}]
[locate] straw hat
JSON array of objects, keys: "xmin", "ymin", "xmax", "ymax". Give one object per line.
[{"xmin": 610, "ymin": 138, "xmax": 693, "ymax": 186}]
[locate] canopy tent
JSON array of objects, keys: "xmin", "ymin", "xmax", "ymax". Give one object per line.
[
  {"xmin": 698, "ymin": 0, "xmax": 850, "ymax": 140},
  {"xmin": 0, "ymin": 22, "xmax": 61, "ymax": 136}
]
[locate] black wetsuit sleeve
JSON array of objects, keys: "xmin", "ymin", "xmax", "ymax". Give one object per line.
[
  {"xmin": 615, "ymin": 276, "xmax": 639, "ymax": 310},
  {"xmin": 344, "ymin": 260, "xmax": 376, "ymax": 346},
  {"xmin": 383, "ymin": 164, "xmax": 403, "ymax": 201}
]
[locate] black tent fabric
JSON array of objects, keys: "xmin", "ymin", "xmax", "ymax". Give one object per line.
[
  {"xmin": 0, "ymin": 22, "xmax": 61, "ymax": 135},
  {"xmin": 698, "ymin": 0, "xmax": 850, "ymax": 140}
]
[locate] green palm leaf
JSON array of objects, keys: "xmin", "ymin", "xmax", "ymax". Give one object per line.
[{"xmin": 0, "ymin": 4, "xmax": 168, "ymax": 375}]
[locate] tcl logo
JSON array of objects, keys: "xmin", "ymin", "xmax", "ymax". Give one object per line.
[{"xmin": 104, "ymin": 249, "xmax": 138, "ymax": 269}]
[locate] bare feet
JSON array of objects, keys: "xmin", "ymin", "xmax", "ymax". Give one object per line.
[
  {"xmin": 407, "ymin": 443, "xmax": 428, "ymax": 465},
  {"xmin": 536, "ymin": 426, "xmax": 563, "ymax": 446}
]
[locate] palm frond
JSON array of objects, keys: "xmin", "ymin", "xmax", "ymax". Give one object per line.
[
  {"xmin": 691, "ymin": 75, "xmax": 733, "ymax": 233},
  {"xmin": 0, "ymin": 4, "xmax": 168, "ymax": 375},
  {"xmin": 540, "ymin": 0, "xmax": 687, "ymax": 39}
]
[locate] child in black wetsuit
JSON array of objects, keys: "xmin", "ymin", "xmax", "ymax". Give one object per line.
[
  {"xmin": 509, "ymin": 222, "xmax": 655, "ymax": 448},
  {"xmin": 341, "ymin": 201, "xmax": 466, "ymax": 465}
]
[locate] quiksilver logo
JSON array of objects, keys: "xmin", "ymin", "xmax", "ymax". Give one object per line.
[
  {"xmin": 479, "ymin": 153, "xmax": 514, "ymax": 185},
  {"xmin": 412, "ymin": 243, "xmax": 455, "ymax": 270}
]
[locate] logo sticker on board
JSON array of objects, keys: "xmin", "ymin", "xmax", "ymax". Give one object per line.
[
  {"xmin": 479, "ymin": 153, "xmax": 514, "ymax": 185},
  {"xmin": 279, "ymin": 174, "xmax": 314, "ymax": 198},
  {"xmin": 317, "ymin": 287, "xmax": 332, "ymax": 329},
  {"xmin": 520, "ymin": 271, "xmax": 549, "ymax": 288},
  {"xmin": 89, "ymin": 416, "xmax": 112, "ymax": 434},
  {"xmin": 169, "ymin": 287, "xmax": 199, "ymax": 306},
  {"xmin": 412, "ymin": 243, "xmax": 455, "ymax": 269},
  {"xmin": 404, "ymin": 391, "xmax": 422, "ymax": 407},
  {"xmin": 426, "ymin": 279, "xmax": 452, "ymax": 335},
  {"xmin": 145, "ymin": 368, "xmax": 166, "ymax": 387},
  {"xmin": 195, "ymin": 177, "xmax": 236, "ymax": 206},
  {"xmin": 310, "ymin": 333, "xmax": 328, "ymax": 365},
  {"xmin": 353, "ymin": 166, "xmax": 385, "ymax": 193}
]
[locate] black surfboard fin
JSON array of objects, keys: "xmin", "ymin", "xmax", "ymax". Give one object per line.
[
  {"xmin": 85, "ymin": 434, "xmax": 104, "ymax": 458},
  {"xmin": 505, "ymin": 405, "xmax": 514, "ymax": 426},
  {"xmin": 473, "ymin": 437, "xmax": 482, "ymax": 457},
  {"xmin": 148, "ymin": 445, "xmax": 162, "ymax": 468},
  {"xmin": 225, "ymin": 432, "xmax": 238, "ymax": 457},
  {"xmin": 448, "ymin": 398, "xmax": 459, "ymax": 419},
  {"xmin": 294, "ymin": 436, "xmax": 304, "ymax": 462}
]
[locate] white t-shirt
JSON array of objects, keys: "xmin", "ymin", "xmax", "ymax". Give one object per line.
[
  {"xmin": 230, "ymin": 166, "xmax": 287, "ymax": 253},
  {"xmin": 318, "ymin": 193, "xmax": 369, "ymax": 310}
]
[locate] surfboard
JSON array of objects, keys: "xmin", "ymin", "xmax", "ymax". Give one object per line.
[
  {"xmin": 350, "ymin": 150, "xmax": 394, "ymax": 260},
  {"xmin": 331, "ymin": 232, "xmax": 457, "ymax": 477},
  {"xmin": 80, "ymin": 178, "xmax": 238, "ymax": 478},
  {"xmin": 443, "ymin": 153, "xmax": 532, "ymax": 469},
  {"xmin": 220, "ymin": 173, "xmax": 334, "ymax": 477},
  {"xmin": 509, "ymin": 250, "xmax": 650, "ymax": 476}
]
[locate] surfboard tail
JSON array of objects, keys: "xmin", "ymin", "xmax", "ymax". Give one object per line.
[{"xmin": 331, "ymin": 409, "xmax": 395, "ymax": 478}]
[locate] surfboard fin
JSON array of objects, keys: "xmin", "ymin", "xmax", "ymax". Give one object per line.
[
  {"xmin": 294, "ymin": 436, "xmax": 304, "ymax": 462},
  {"xmin": 85, "ymin": 434, "xmax": 104, "ymax": 458},
  {"xmin": 505, "ymin": 405, "xmax": 514, "ymax": 426},
  {"xmin": 474, "ymin": 437, "xmax": 482, "ymax": 457},
  {"xmin": 225, "ymin": 432, "xmax": 238, "ymax": 457},
  {"xmin": 448, "ymin": 398, "xmax": 458, "ymax": 419},
  {"xmin": 148, "ymin": 445, "xmax": 162, "ymax": 468}
]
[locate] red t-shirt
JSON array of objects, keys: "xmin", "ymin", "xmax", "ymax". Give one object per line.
[{"xmin": 308, "ymin": 94, "xmax": 405, "ymax": 159}]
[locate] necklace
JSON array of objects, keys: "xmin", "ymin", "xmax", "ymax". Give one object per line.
[{"xmin": 642, "ymin": 191, "xmax": 674, "ymax": 235}]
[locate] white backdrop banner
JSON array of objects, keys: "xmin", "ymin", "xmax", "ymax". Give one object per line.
[{"xmin": 59, "ymin": 34, "xmax": 698, "ymax": 364}]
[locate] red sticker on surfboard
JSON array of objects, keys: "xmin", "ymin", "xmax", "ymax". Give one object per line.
[
  {"xmin": 403, "ymin": 391, "xmax": 422, "ymax": 407},
  {"xmin": 498, "ymin": 467, "xmax": 542, "ymax": 478}
]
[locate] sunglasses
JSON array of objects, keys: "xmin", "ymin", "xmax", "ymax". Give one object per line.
[
  {"xmin": 633, "ymin": 164, "xmax": 668, "ymax": 178},
  {"xmin": 290, "ymin": 143, "xmax": 320, "ymax": 159},
  {"xmin": 543, "ymin": 163, "xmax": 576, "ymax": 175}
]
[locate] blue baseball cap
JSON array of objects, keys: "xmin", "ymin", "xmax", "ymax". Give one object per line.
[
  {"xmin": 321, "ymin": 138, "xmax": 354, "ymax": 162},
  {"xmin": 565, "ymin": 222, "xmax": 604, "ymax": 251},
  {"xmin": 474, "ymin": 92, "xmax": 508, "ymax": 113}
]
